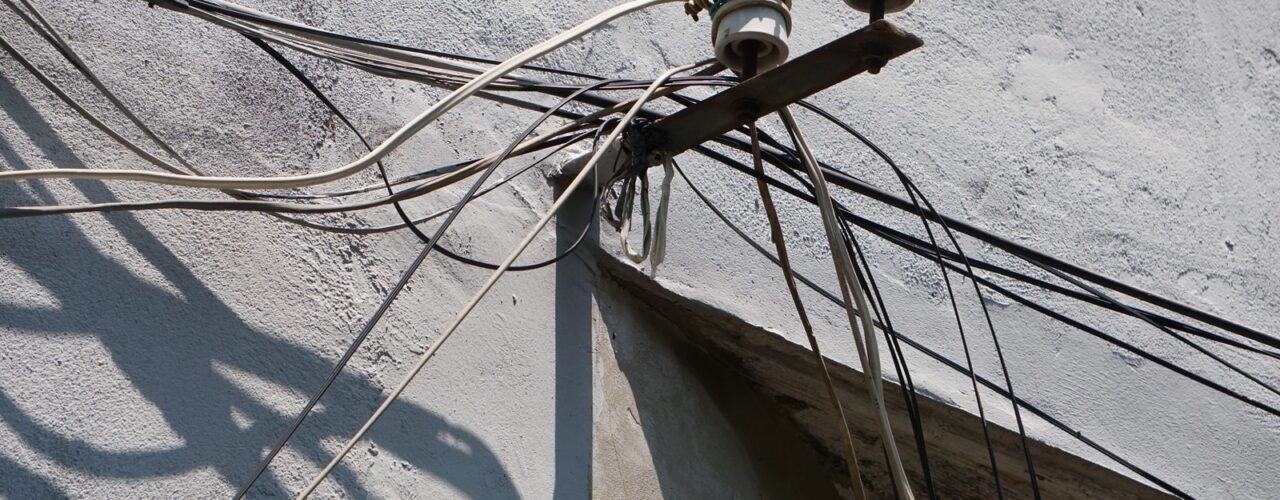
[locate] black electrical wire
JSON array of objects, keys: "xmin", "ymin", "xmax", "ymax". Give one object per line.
[
  {"xmin": 841, "ymin": 220, "xmax": 938, "ymax": 500},
  {"xmin": 779, "ymin": 111, "xmax": 995, "ymax": 499},
  {"xmin": 245, "ymin": 35, "xmax": 600, "ymax": 272},
  {"xmin": 19, "ymin": 0, "xmax": 1277, "ymax": 416},
  {"xmin": 4, "ymin": 0, "xmax": 203, "ymax": 175},
  {"xmin": 0, "ymin": 13, "xmax": 581, "ymax": 498},
  {"xmin": 168, "ymin": 1, "xmax": 741, "ymax": 99},
  {"xmin": 0, "ymin": 10, "xmax": 411, "ymax": 241},
  {"xmin": 800, "ymin": 143, "xmax": 1279, "ymax": 353},
  {"xmin": 756, "ymin": 110, "xmax": 1278, "ymax": 497},
  {"xmin": 861, "ymin": 236, "xmax": 1280, "ymax": 360},
  {"xmin": 0, "ymin": 77, "xmax": 734, "ymax": 219},
  {"xmin": 277, "ymin": 133, "xmax": 593, "ymax": 235},
  {"xmin": 6, "ymin": 52, "xmax": 1267, "ymax": 416},
  {"xmin": 245, "ymin": 34, "xmax": 459, "ymax": 263},
  {"xmin": 737, "ymin": 117, "xmax": 1277, "ymax": 361},
  {"xmin": 0, "ymin": 6, "xmax": 614, "ymax": 271},
  {"xmin": 1026, "ymin": 255, "xmax": 1280, "ymax": 397},
  {"xmin": 863, "ymin": 228, "xmax": 1280, "ymax": 417},
  {"xmin": 0, "ymin": 151, "xmax": 572, "ymax": 216},
  {"xmin": 795, "ymin": 103, "xmax": 1279, "ymax": 404},
  {"xmin": 160, "ymin": 0, "xmax": 602, "ymax": 81},
  {"xmin": 744, "ymin": 125, "xmax": 938, "ymax": 498},
  {"xmin": 5, "ymin": 27, "xmax": 1268, "ymax": 389},
  {"xmin": 685, "ymin": 140, "xmax": 1280, "ymax": 418},
  {"xmin": 0, "ymin": 2, "xmax": 565, "ymax": 262},
  {"xmin": 0, "ymin": 34, "xmax": 194, "ymax": 176},
  {"xmin": 758, "ymin": 133, "xmax": 946, "ymax": 498},
  {"xmin": 900, "ymin": 178, "xmax": 1042, "ymax": 497},
  {"xmin": 884, "ymin": 226, "xmax": 1280, "ymax": 420},
  {"xmin": 429, "ymin": 119, "xmax": 620, "ymax": 271},
  {"xmin": 673, "ymin": 158, "xmax": 918, "ymax": 496},
  {"xmin": 710, "ymin": 125, "xmax": 1280, "ymax": 362},
  {"xmin": 787, "ymin": 108, "xmax": 1041, "ymax": 498},
  {"xmin": 686, "ymin": 114, "xmax": 1277, "ymax": 359},
  {"xmin": 674, "ymin": 156, "xmax": 1195, "ymax": 499}
]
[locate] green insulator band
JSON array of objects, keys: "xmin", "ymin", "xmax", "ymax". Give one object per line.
[{"xmin": 707, "ymin": 0, "xmax": 734, "ymax": 18}]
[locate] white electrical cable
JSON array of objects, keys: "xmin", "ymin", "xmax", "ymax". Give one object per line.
[
  {"xmin": 294, "ymin": 59, "xmax": 710, "ymax": 499},
  {"xmin": 778, "ymin": 107, "xmax": 915, "ymax": 500},
  {"xmin": 649, "ymin": 153, "xmax": 676, "ymax": 271},
  {"xmin": 619, "ymin": 175, "xmax": 653, "ymax": 263},
  {"xmin": 0, "ymin": 0, "xmax": 677, "ymax": 190}
]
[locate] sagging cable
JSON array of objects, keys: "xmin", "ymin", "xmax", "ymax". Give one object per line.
[
  {"xmin": 294, "ymin": 59, "xmax": 712, "ymax": 499},
  {"xmin": 0, "ymin": 0, "xmax": 681, "ymax": 189},
  {"xmin": 777, "ymin": 108, "xmax": 914, "ymax": 500},
  {"xmin": 649, "ymin": 153, "xmax": 676, "ymax": 271}
]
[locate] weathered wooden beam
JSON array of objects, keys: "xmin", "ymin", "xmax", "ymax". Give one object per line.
[{"xmin": 640, "ymin": 20, "xmax": 923, "ymax": 160}]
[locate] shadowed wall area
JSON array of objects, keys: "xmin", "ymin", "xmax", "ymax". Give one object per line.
[{"xmin": 0, "ymin": 73, "xmax": 517, "ymax": 499}]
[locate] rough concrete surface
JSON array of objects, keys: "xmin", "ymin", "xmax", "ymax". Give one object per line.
[{"xmin": 0, "ymin": 0, "xmax": 1277, "ymax": 498}]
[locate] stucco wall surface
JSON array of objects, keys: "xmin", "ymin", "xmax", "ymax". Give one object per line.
[{"xmin": 0, "ymin": 0, "xmax": 1277, "ymax": 498}]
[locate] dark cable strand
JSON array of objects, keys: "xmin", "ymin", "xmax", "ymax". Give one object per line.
[
  {"xmin": 800, "ymin": 104, "xmax": 1278, "ymax": 404},
  {"xmin": 744, "ymin": 114, "xmax": 869, "ymax": 497},
  {"xmin": 10, "ymin": 3, "xmax": 1228, "ymax": 496},
  {"xmin": 777, "ymin": 111, "xmax": 996, "ymax": 498},
  {"xmin": 175, "ymin": 0, "xmax": 603, "ymax": 81},
  {"xmin": 688, "ymin": 141, "xmax": 1280, "ymax": 418},
  {"xmin": 757, "ymin": 140, "xmax": 938, "ymax": 498},
  {"xmin": 840, "ymin": 218, "xmax": 939, "ymax": 500},
  {"xmin": 676, "ymin": 151, "xmax": 1194, "ymax": 499},
  {"xmin": 796, "ymin": 111, "xmax": 1041, "ymax": 497},
  {"xmin": 245, "ymin": 35, "xmax": 594, "ymax": 272},
  {"xmin": 710, "ymin": 115, "xmax": 1278, "ymax": 355}
]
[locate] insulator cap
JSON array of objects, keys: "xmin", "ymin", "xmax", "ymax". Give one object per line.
[{"xmin": 710, "ymin": 0, "xmax": 791, "ymax": 74}]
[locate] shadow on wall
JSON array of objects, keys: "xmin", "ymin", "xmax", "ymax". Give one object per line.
[
  {"xmin": 0, "ymin": 74, "xmax": 517, "ymax": 498},
  {"xmin": 593, "ymin": 274, "xmax": 842, "ymax": 499}
]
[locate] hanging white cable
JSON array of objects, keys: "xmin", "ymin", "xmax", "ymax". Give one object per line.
[
  {"xmin": 649, "ymin": 153, "xmax": 676, "ymax": 271},
  {"xmin": 294, "ymin": 59, "xmax": 711, "ymax": 499},
  {"xmin": 619, "ymin": 175, "xmax": 653, "ymax": 263},
  {"xmin": 0, "ymin": 61, "xmax": 723, "ymax": 218},
  {"xmin": 778, "ymin": 107, "xmax": 915, "ymax": 500},
  {"xmin": 0, "ymin": 0, "xmax": 678, "ymax": 190}
]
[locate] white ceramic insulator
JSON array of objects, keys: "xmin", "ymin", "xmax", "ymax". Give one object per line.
[{"xmin": 711, "ymin": 0, "xmax": 791, "ymax": 75}]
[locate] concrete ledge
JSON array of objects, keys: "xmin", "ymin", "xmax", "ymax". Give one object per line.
[{"xmin": 595, "ymin": 250, "xmax": 1175, "ymax": 499}]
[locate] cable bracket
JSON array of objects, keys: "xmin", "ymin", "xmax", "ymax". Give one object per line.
[{"xmin": 639, "ymin": 19, "xmax": 922, "ymax": 164}]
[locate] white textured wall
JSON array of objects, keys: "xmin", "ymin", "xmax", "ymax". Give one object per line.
[{"xmin": 0, "ymin": 0, "xmax": 1276, "ymax": 498}]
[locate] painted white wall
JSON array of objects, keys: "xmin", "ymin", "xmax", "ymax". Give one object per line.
[{"xmin": 0, "ymin": 0, "xmax": 1276, "ymax": 498}]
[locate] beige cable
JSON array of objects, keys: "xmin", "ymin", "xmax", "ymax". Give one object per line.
[
  {"xmin": 294, "ymin": 59, "xmax": 711, "ymax": 499},
  {"xmin": 747, "ymin": 122, "xmax": 868, "ymax": 499},
  {"xmin": 0, "ymin": 0, "xmax": 679, "ymax": 190},
  {"xmin": 778, "ymin": 107, "xmax": 915, "ymax": 500}
]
